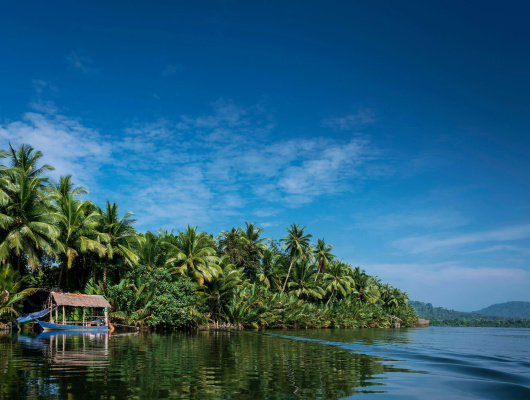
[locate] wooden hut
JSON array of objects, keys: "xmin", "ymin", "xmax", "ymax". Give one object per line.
[
  {"xmin": 40, "ymin": 292, "xmax": 112, "ymax": 331},
  {"xmin": 390, "ymin": 315, "xmax": 402, "ymax": 328}
]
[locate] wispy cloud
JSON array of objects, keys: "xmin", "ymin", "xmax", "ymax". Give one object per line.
[
  {"xmin": 67, "ymin": 50, "xmax": 99, "ymax": 74},
  {"xmin": 0, "ymin": 108, "xmax": 110, "ymax": 186},
  {"xmin": 161, "ymin": 64, "xmax": 182, "ymax": 78},
  {"xmin": 393, "ymin": 224, "xmax": 530, "ymax": 254},
  {"xmin": 1, "ymin": 96, "xmax": 392, "ymax": 230},
  {"xmin": 363, "ymin": 261, "xmax": 530, "ymax": 310},
  {"xmin": 321, "ymin": 107, "xmax": 375, "ymax": 131}
]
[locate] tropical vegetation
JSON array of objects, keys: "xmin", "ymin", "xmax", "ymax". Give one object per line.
[{"xmin": 0, "ymin": 143, "xmax": 418, "ymax": 329}]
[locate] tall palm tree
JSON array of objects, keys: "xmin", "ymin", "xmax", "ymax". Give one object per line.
[
  {"xmin": 238, "ymin": 222, "xmax": 270, "ymax": 257},
  {"xmin": 135, "ymin": 231, "xmax": 171, "ymax": 270},
  {"xmin": 52, "ymin": 177, "xmax": 106, "ymax": 289},
  {"xmin": 322, "ymin": 261, "xmax": 355, "ymax": 305},
  {"xmin": 2, "ymin": 144, "xmax": 54, "ymax": 181},
  {"xmin": 258, "ymin": 249, "xmax": 283, "ymax": 291},
  {"xmin": 197, "ymin": 257, "xmax": 244, "ymax": 323},
  {"xmin": 97, "ymin": 201, "xmax": 138, "ymax": 287},
  {"xmin": 288, "ymin": 261, "xmax": 324, "ymax": 301},
  {"xmin": 166, "ymin": 226, "xmax": 221, "ymax": 285},
  {"xmin": 312, "ymin": 238, "xmax": 335, "ymax": 281},
  {"xmin": 0, "ymin": 144, "xmax": 60, "ymax": 271},
  {"xmin": 0, "ymin": 171, "xmax": 61, "ymax": 270},
  {"xmin": 280, "ymin": 223, "xmax": 312, "ymax": 292}
]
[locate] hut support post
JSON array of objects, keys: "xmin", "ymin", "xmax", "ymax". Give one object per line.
[
  {"xmin": 55, "ymin": 306, "xmax": 58, "ymax": 323},
  {"xmin": 62, "ymin": 306, "xmax": 65, "ymax": 324},
  {"xmin": 104, "ymin": 307, "xmax": 109, "ymax": 328},
  {"xmin": 83, "ymin": 308, "xmax": 85, "ymax": 326}
]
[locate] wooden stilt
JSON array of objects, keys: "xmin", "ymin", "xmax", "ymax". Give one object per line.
[{"xmin": 62, "ymin": 306, "xmax": 65, "ymax": 324}]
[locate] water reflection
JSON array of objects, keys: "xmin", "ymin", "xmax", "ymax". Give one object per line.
[{"xmin": 1, "ymin": 330, "xmax": 408, "ymax": 399}]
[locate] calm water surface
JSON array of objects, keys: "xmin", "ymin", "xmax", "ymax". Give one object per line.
[{"xmin": 1, "ymin": 327, "xmax": 529, "ymax": 399}]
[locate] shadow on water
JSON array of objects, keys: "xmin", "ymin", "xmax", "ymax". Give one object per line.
[{"xmin": 1, "ymin": 327, "xmax": 529, "ymax": 399}]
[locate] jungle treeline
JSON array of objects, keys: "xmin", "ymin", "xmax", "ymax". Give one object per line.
[{"xmin": 0, "ymin": 144, "xmax": 418, "ymax": 329}]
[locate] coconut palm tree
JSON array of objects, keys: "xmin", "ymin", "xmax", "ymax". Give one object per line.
[
  {"xmin": 53, "ymin": 177, "xmax": 107, "ymax": 289},
  {"xmin": 0, "ymin": 264, "xmax": 38, "ymax": 320},
  {"xmin": 312, "ymin": 238, "xmax": 335, "ymax": 281},
  {"xmin": 322, "ymin": 261, "xmax": 356, "ymax": 305},
  {"xmin": 135, "ymin": 231, "xmax": 171, "ymax": 270},
  {"xmin": 258, "ymin": 249, "xmax": 283, "ymax": 291},
  {"xmin": 0, "ymin": 145, "xmax": 61, "ymax": 271},
  {"xmin": 288, "ymin": 261, "xmax": 325, "ymax": 301},
  {"xmin": 97, "ymin": 201, "xmax": 138, "ymax": 287},
  {"xmin": 1, "ymin": 144, "xmax": 54, "ymax": 181},
  {"xmin": 238, "ymin": 222, "xmax": 270, "ymax": 257},
  {"xmin": 0, "ymin": 171, "xmax": 61, "ymax": 270},
  {"xmin": 197, "ymin": 257, "xmax": 244, "ymax": 323},
  {"xmin": 280, "ymin": 223, "xmax": 312, "ymax": 292},
  {"xmin": 166, "ymin": 225, "xmax": 221, "ymax": 285}
]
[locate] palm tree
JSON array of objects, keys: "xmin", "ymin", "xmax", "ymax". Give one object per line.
[
  {"xmin": 197, "ymin": 257, "xmax": 244, "ymax": 323},
  {"xmin": 322, "ymin": 261, "xmax": 356, "ymax": 305},
  {"xmin": 135, "ymin": 231, "xmax": 171, "ymax": 270},
  {"xmin": 312, "ymin": 238, "xmax": 335, "ymax": 281},
  {"xmin": 166, "ymin": 225, "xmax": 221, "ymax": 285},
  {"xmin": 258, "ymin": 249, "xmax": 283, "ymax": 291},
  {"xmin": 238, "ymin": 222, "xmax": 270, "ymax": 257},
  {"xmin": 98, "ymin": 201, "xmax": 138, "ymax": 287},
  {"xmin": 0, "ymin": 264, "xmax": 38, "ymax": 320},
  {"xmin": 52, "ymin": 177, "xmax": 106, "ymax": 289},
  {"xmin": 288, "ymin": 261, "xmax": 324, "ymax": 301},
  {"xmin": 1, "ymin": 143, "xmax": 54, "ymax": 181},
  {"xmin": 280, "ymin": 223, "xmax": 312, "ymax": 292},
  {"xmin": 0, "ymin": 170, "xmax": 62, "ymax": 270}
]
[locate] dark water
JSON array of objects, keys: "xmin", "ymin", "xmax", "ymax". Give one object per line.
[{"xmin": 1, "ymin": 327, "xmax": 529, "ymax": 399}]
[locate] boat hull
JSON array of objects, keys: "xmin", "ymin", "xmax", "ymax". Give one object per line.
[{"xmin": 36, "ymin": 320, "xmax": 109, "ymax": 331}]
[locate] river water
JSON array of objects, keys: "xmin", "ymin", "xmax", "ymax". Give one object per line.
[{"xmin": 1, "ymin": 327, "xmax": 529, "ymax": 399}]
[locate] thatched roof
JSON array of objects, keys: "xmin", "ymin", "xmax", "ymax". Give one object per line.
[{"xmin": 51, "ymin": 292, "xmax": 111, "ymax": 308}]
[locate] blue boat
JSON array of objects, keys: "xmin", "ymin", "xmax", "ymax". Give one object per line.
[
  {"xmin": 34, "ymin": 292, "xmax": 113, "ymax": 332},
  {"xmin": 36, "ymin": 319, "xmax": 110, "ymax": 331}
]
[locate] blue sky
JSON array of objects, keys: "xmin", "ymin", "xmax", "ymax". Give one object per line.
[{"xmin": 1, "ymin": 1, "xmax": 529, "ymax": 311}]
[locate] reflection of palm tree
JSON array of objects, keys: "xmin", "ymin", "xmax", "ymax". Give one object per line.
[
  {"xmin": 98, "ymin": 201, "xmax": 138, "ymax": 287},
  {"xmin": 167, "ymin": 226, "xmax": 221, "ymax": 285},
  {"xmin": 280, "ymin": 224, "xmax": 312, "ymax": 292},
  {"xmin": 312, "ymin": 238, "xmax": 335, "ymax": 281}
]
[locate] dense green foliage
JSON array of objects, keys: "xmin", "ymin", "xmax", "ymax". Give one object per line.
[
  {"xmin": 0, "ymin": 143, "xmax": 418, "ymax": 329},
  {"xmin": 411, "ymin": 301, "xmax": 530, "ymax": 328}
]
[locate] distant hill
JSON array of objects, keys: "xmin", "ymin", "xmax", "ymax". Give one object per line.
[
  {"xmin": 475, "ymin": 301, "xmax": 530, "ymax": 319},
  {"xmin": 409, "ymin": 301, "xmax": 493, "ymax": 320}
]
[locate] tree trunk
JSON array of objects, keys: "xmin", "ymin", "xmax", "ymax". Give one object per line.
[
  {"xmin": 326, "ymin": 290, "xmax": 335, "ymax": 305},
  {"xmin": 103, "ymin": 258, "xmax": 108, "ymax": 290},
  {"xmin": 57, "ymin": 262, "xmax": 65, "ymax": 290},
  {"xmin": 281, "ymin": 259, "xmax": 295, "ymax": 292},
  {"xmin": 314, "ymin": 257, "xmax": 324, "ymax": 281}
]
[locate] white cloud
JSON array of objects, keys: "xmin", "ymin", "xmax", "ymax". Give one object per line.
[
  {"xmin": 392, "ymin": 224, "xmax": 530, "ymax": 254},
  {"xmin": 321, "ymin": 107, "xmax": 375, "ymax": 130},
  {"xmin": 0, "ymin": 110, "xmax": 110, "ymax": 186},
  {"xmin": 67, "ymin": 50, "xmax": 99, "ymax": 74},
  {"xmin": 162, "ymin": 64, "xmax": 182, "ymax": 78},
  {"xmin": 363, "ymin": 261, "xmax": 530, "ymax": 311}
]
